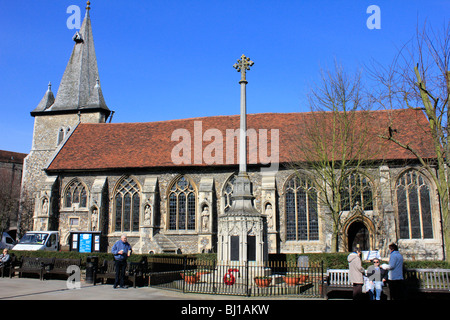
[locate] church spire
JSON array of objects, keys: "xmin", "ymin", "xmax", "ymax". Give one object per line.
[
  {"xmin": 33, "ymin": 1, "xmax": 110, "ymax": 117},
  {"xmin": 86, "ymin": 78, "xmax": 107, "ymax": 110},
  {"xmin": 31, "ymin": 82, "xmax": 55, "ymax": 113}
]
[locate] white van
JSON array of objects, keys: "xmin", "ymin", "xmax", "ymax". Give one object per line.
[
  {"xmin": 0, "ymin": 232, "xmax": 16, "ymax": 250},
  {"xmin": 12, "ymin": 231, "xmax": 59, "ymax": 251}
]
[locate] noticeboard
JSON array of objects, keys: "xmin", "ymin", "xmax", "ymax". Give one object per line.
[{"xmin": 70, "ymin": 231, "xmax": 103, "ymax": 253}]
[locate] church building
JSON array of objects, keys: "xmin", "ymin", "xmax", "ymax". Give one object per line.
[{"xmin": 21, "ymin": 4, "xmax": 445, "ymax": 260}]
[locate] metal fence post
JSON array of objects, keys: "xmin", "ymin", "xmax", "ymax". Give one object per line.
[
  {"xmin": 246, "ymin": 261, "xmax": 250, "ymax": 297},
  {"xmin": 321, "ymin": 260, "xmax": 324, "ymax": 298},
  {"xmin": 182, "ymin": 256, "xmax": 187, "ymax": 293}
]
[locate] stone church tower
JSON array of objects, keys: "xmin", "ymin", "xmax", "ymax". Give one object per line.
[{"xmin": 21, "ymin": 3, "xmax": 111, "ymax": 232}]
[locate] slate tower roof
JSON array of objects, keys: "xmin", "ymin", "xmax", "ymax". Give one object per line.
[
  {"xmin": 33, "ymin": 82, "xmax": 55, "ymax": 113},
  {"xmin": 31, "ymin": 2, "xmax": 110, "ymax": 117}
]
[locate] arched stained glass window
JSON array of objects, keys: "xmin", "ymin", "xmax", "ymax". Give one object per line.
[
  {"xmin": 396, "ymin": 171, "xmax": 433, "ymax": 239},
  {"xmin": 114, "ymin": 176, "xmax": 140, "ymax": 233},
  {"xmin": 223, "ymin": 174, "xmax": 236, "ymax": 213},
  {"xmin": 285, "ymin": 175, "xmax": 319, "ymax": 241},
  {"xmin": 64, "ymin": 180, "xmax": 87, "ymax": 208},
  {"xmin": 341, "ymin": 173, "xmax": 373, "ymax": 211},
  {"xmin": 168, "ymin": 176, "xmax": 196, "ymax": 230}
]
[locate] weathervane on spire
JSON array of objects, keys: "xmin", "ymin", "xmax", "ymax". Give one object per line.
[
  {"xmin": 86, "ymin": 1, "xmax": 91, "ymax": 11},
  {"xmin": 233, "ymin": 54, "xmax": 254, "ymax": 83}
]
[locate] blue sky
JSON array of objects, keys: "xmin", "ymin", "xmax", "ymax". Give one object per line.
[{"xmin": 0, "ymin": 0, "xmax": 448, "ymax": 154}]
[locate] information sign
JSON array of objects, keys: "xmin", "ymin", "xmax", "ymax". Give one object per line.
[{"xmin": 79, "ymin": 233, "xmax": 92, "ymax": 253}]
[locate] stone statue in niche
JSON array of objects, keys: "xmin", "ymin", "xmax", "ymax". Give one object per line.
[
  {"xmin": 144, "ymin": 204, "xmax": 152, "ymax": 226},
  {"xmin": 42, "ymin": 198, "xmax": 49, "ymax": 215},
  {"xmin": 265, "ymin": 203, "xmax": 274, "ymax": 229},
  {"xmin": 201, "ymin": 205, "xmax": 210, "ymax": 232},
  {"xmin": 91, "ymin": 208, "xmax": 98, "ymax": 231}
]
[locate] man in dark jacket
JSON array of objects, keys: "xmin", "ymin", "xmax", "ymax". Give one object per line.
[
  {"xmin": 111, "ymin": 234, "xmax": 132, "ymax": 289},
  {"xmin": 0, "ymin": 249, "xmax": 11, "ymax": 267}
]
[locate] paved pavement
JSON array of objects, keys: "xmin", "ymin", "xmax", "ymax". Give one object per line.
[
  {"xmin": 0, "ymin": 277, "xmax": 231, "ymax": 300},
  {"xmin": 0, "ymin": 278, "xmax": 418, "ymax": 318},
  {"xmin": 0, "ymin": 278, "xmax": 424, "ymax": 320},
  {"xmin": 0, "ymin": 277, "xmax": 316, "ymax": 300},
  {"xmin": 0, "ymin": 278, "xmax": 340, "ymax": 319}
]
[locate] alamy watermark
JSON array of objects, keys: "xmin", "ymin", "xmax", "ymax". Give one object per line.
[
  {"xmin": 64, "ymin": 3, "xmax": 376, "ymax": 176},
  {"xmin": 171, "ymin": 121, "xmax": 280, "ymax": 175},
  {"xmin": 66, "ymin": 265, "xmax": 81, "ymax": 289},
  {"xmin": 366, "ymin": 5, "xmax": 381, "ymax": 30},
  {"xmin": 67, "ymin": 5, "xmax": 81, "ymax": 30},
  {"xmin": 67, "ymin": 4, "xmax": 381, "ymax": 30}
]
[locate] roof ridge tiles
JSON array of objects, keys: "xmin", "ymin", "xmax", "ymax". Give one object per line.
[{"xmin": 46, "ymin": 109, "xmax": 434, "ymax": 172}]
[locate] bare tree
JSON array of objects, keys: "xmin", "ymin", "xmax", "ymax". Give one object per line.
[
  {"xmin": 18, "ymin": 191, "xmax": 34, "ymax": 237},
  {"xmin": 0, "ymin": 169, "xmax": 20, "ymax": 237},
  {"xmin": 289, "ymin": 62, "xmax": 384, "ymax": 252},
  {"xmin": 369, "ymin": 22, "xmax": 450, "ymax": 261}
]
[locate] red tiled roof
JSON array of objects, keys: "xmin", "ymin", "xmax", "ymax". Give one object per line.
[
  {"xmin": 0, "ymin": 150, "xmax": 27, "ymax": 164},
  {"xmin": 46, "ymin": 109, "xmax": 436, "ymax": 172}
]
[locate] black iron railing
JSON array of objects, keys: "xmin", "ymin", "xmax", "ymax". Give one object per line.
[{"xmin": 148, "ymin": 258, "xmax": 324, "ymax": 298}]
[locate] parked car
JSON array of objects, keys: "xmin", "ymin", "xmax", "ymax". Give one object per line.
[
  {"xmin": 12, "ymin": 231, "xmax": 59, "ymax": 251},
  {"xmin": 0, "ymin": 232, "xmax": 16, "ymax": 250}
]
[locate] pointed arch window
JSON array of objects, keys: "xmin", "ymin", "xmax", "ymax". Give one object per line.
[
  {"xmin": 168, "ymin": 176, "xmax": 196, "ymax": 230},
  {"xmin": 114, "ymin": 177, "xmax": 140, "ymax": 233},
  {"xmin": 341, "ymin": 173, "xmax": 373, "ymax": 211},
  {"xmin": 285, "ymin": 175, "xmax": 319, "ymax": 241},
  {"xmin": 64, "ymin": 180, "xmax": 87, "ymax": 208},
  {"xmin": 223, "ymin": 174, "xmax": 237, "ymax": 213},
  {"xmin": 396, "ymin": 171, "xmax": 433, "ymax": 239},
  {"xmin": 57, "ymin": 128, "xmax": 65, "ymax": 145},
  {"xmin": 57, "ymin": 126, "xmax": 71, "ymax": 146}
]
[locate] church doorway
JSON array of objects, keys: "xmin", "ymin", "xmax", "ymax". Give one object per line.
[{"xmin": 347, "ymin": 221, "xmax": 369, "ymax": 252}]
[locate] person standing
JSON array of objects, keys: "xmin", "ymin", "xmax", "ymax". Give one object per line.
[
  {"xmin": 348, "ymin": 247, "xmax": 366, "ymax": 300},
  {"xmin": 111, "ymin": 234, "xmax": 132, "ymax": 289},
  {"xmin": 385, "ymin": 243, "xmax": 404, "ymax": 300}
]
